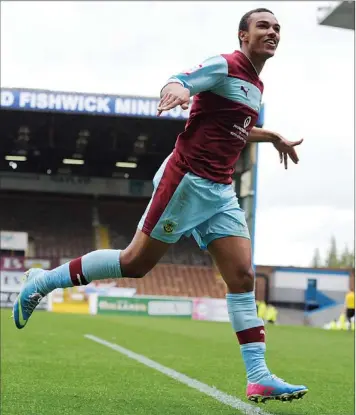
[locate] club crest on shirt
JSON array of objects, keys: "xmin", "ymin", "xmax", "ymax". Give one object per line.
[
  {"xmin": 163, "ymin": 220, "xmax": 177, "ymax": 234},
  {"xmin": 183, "ymin": 64, "xmax": 203, "ymax": 75}
]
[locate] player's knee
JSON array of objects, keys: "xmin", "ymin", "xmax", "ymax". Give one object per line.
[
  {"xmin": 227, "ymin": 265, "xmax": 254, "ymax": 293},
  {"xmin": 239, "ymin": 266, "xmax": 255, "ymax": 291},
  {"xmin": 120, "ymin": 250, "xmax": 150, "ymax": 279}
]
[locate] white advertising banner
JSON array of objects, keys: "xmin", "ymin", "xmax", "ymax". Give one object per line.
[
  {"xmin": 0, "ymin": 231, "xmax": 28, "ymax": 251},
  {"xmin": 0, "ymin": 256, "xmax": 53, "ymax": 271},
  {"xmin": 148, "ymin": 300, "xmax": 192, "ymax": 316},
  {"xmin": 1, "ymin": 270, "xmax": 23, "ymax": 291},
  {"xmin": 192, "ymin": 298, "xmax": 230, "ymax": 322}
]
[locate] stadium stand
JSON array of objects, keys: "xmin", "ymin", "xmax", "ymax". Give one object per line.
[
  {"xmin": 106, "ymin": 264, "xmax": 227, "ymax": 298},
  {"xmin": 0, "ymin": 191, "xmax": 94, "ymax": 258}
]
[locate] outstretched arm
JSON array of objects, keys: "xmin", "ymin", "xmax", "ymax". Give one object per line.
[
  {"xmin": 157, "ymin": 55, "xmax": 227, "ymax": 116},
  {"xmin": 247, "ymin": 127, "xmax": 280, "ymax": 143},
  {"xmin": 247, "ymin": 127, "xmax": 303, "ymax": 169}
]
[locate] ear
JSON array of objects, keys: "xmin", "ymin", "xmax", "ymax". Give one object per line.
[{"xmin": 238, "ymin": 30, "xmax": 248, "ymax": 45}]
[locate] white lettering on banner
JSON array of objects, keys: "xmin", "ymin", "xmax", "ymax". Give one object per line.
[
  {"xmin": 83, "ymin": 96, "xmax": 95, "ymax": 112},
  {"xmin": 19, "ymin": 92, "xmax": 32, "ymax": 108},
  {"xmin": 115, "ymin": 98, "xmax": 131, "ymax": 114},
  {"xmin": 98, "ymin": 300, "xmax": 147, "ymax": 312},
  {"xmin": 0, "ymin": 256, "xmax": 53, "ymax": 271},
  {"xmin": 131, "ymin": 99, "xmax": 137, "ymax": 114},
  {"xmin": 17, "ymin": 92, "xmax": 111, "ymax": 113},
  {"xmin": 115, "ymin": 97, "xmax": 189, "ymax": 118},
  {"xmin": 47, "ymin": 93, "xmax": 62, "ymax": 109},
  {"xmin": 1, "ymin": 257, "xmax": 24, "ymax": 270},
  {"xmin": 97, "ymin": 97, "xmax": 110, "ymax": 113},
  {"xmin": 168, "ymin": 106, "xmax": 181, "ymax": 119},
  {"xmin": 37, "ymin": 93, "xmax": 50, "ymax": 109},
  {"xmin": 1, "ymin": 88, "xmax": 191, "ymax": 119},
  {"xmin": 138, "ymin": 100, "xmax": 150, "ymax": 116},
  {"xmin": 1, "ymin": 91, "xmax": 15, "ymax": 107},
  {"xmin": 148, "ymin": 301, "xmax": 192, "ymax": 316},
  {"xmin": 61, "ymin": 94, "xmax": 81, "ymax": 111},
  {"xmin": 151, "ymin": 100, "xmax": 158, "ymax": 116}
]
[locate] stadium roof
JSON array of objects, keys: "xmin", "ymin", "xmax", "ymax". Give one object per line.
[{"xmin": 317, "ymin": 1, "xmax": 355, "ymax": 30}]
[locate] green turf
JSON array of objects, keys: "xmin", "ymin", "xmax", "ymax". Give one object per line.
[{"xmin": 1, "ymin": 308, "xmax": 354, "ymax": 415}]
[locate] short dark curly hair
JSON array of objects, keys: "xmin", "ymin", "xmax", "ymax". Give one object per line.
[{"xmin": 238, "ymin": 8, "xmax": 274, "ymax": 47}]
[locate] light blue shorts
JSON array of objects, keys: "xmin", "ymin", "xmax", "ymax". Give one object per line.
[{"xmin": 138, "ymin": 154, "xmax": 250, "ymax": 249}]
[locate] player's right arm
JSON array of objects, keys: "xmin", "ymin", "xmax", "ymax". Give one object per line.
[{"xmin": 157, "ymin": 55, "xmax": 227, "ymax": 116}]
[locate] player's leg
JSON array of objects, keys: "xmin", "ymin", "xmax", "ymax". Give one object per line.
[
  {"xmin": 12, "ymin": 230, "xmax": 169, "ymax": 329},
  {"xmin": 208, "ymin": 236, "xmax": 308, "ymax": 402},
  {"xmin": 13, "ymin": 155, "xmax": 176, "ymax": 329},
  {"xmin": 13, "ymin": 154, "xmax": 201, "ymax": 329},
  {"xmin": 207, "ymin": 235, "xmax": 308, "ymax": 403},
  {"xmin": 194, "ymin": 188, "xmax": 307, "ymax": 403}
]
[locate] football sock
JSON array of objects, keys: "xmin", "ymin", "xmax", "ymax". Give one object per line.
[
  {"xmin": 226, "ymin": 292, "xmax": 270, "ymax": 383},
  {"xmin": 36, "ymin": 249, "xmax": 122, "ymax": 295}
]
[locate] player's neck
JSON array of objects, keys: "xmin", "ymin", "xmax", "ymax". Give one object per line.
[{"xmin": 241, "ymin": 49, "xmax": 265, "ymax": 76}]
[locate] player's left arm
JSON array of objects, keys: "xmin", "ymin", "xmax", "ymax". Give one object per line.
[{"xmin": 247, "ymin": 127, "xmax": 303, "ymax": 169}]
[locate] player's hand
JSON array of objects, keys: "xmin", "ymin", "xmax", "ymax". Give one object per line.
[
  {"xmin": 272, "ymin": 135, "xmax": 304, "ymax": 169},
  {"xmin": 157, "ymin": 84, "xmax": 190, "ymax": 116}
]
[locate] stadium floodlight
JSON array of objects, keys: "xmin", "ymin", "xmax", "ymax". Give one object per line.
[
  {"xmin": 62, "ymin": 158, "xmax": 84, "ymax": 165},
  {"xmin": 115, "ymin": 161, "xmax": 137, "ymax": 168},
  {"xmin": 5, "ymin": 155, "xmax": 27, "ymax": 161}
]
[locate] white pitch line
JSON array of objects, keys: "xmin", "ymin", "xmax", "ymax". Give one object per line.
[{"xmin": 85, "ymin": 334, "xmax": 273, "ymax": 415}]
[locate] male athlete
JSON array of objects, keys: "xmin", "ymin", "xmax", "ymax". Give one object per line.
[{"xmin": 13, "ymin": 8, "xmax": 308, "ymax": 403}]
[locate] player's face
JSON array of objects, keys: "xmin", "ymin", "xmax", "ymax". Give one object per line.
[{"xmin": 242, "ymin": 12, "xmax": 280, "ymax": 59}]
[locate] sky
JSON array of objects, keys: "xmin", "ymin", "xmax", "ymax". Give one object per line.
[{"xmin": 1, "ymin": 1, "xmax": 354, "ymax": 267}]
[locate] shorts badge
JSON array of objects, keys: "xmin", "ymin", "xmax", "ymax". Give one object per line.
[{"xmin": 163, "ymin": 220, "xmax": 177, "ymax": 234}]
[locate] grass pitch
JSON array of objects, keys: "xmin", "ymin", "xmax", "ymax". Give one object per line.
[{"xmin": 1, "ymin": 308, "xmax": 354, "ymax": 415}]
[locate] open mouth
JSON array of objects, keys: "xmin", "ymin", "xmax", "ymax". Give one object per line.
[{"xmin": 264, "ymin": 39, "xmax": 277, "ymax": 47}]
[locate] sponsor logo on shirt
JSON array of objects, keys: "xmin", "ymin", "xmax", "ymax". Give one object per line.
[
  {"xmin": 244, "ymin": 116, "xmax": 251, "ymax": 128},
  {"xmin": 230, "ymin": 117, "xmax": 252, "ymax": 144},
  {"xmin": 240, "ymin": 85, "xmax": 249, "ymax": 97}
]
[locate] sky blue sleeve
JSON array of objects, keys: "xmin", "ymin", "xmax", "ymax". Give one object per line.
[{"xmin": 165, "ymin": 55, "xmax": 228, "ymax": 96}]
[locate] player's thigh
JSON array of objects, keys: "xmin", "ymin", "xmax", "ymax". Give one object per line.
[
  {"xmin": 120, "ymin": 229, "xmax": 169, "ymax": 278},
  {"xmin": 125, "ymin": 160, "xmax": 200, "ymax": 276},
  {"xmin": 197, "ymin": 202, "xmax": 254, "ymax": 293}
]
